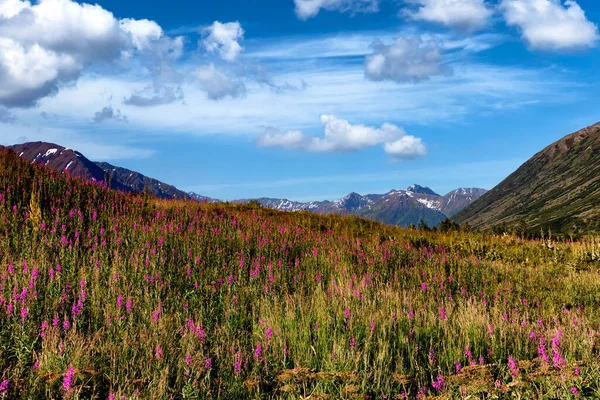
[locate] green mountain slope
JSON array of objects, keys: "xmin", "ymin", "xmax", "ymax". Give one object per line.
[{"xmin": 454, "ymin": 121, "xmax": 600, "ymax": 235}]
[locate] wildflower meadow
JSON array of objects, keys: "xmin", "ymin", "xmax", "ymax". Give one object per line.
[{"xmin": 2, "ymin": 148, "xmax": 600, "ymax": 399}]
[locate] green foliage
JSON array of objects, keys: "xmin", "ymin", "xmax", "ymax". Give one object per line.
[{"xmin": 417, "ymin": 218, "xmax": 430, "ymax": 231}]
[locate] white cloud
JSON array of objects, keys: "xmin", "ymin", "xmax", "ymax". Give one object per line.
[
  {"xmin": 120, "ymin": 18, "xmax": 163, "ymax": 52},
  {"xmin": 257, "ymin": 129, "xmax": 309, "ymax": 150},
  {"xmin": 0, "ymin": 0, "xmax": 175, "ymax": 108},
  {"xmin": 0, "ymin": 38, "xmax": 81, "ymax": 107},
  {"xmin": 365, "ymin": 36, "xmax": 452, "ymax": 83},
  {"xmin": 194, "ymin": 64, "xmax": 247, "ymax": 100},
  {"xmin": 257, "ymin": 114, "xmax": 426, "ymax": 160},
  {"xmin": 404, "ymin": 0, "xmax": 493, "ymax": 31},
  {"xmin": 93, "ymin": 106, "xmax": 128, "ymax": 123},
  {"xmin": 294, "ymin": 0, "xmax": 379, "ymax": 20},
  {"xmin": 0, "ymin": 0, "xmax": 29, "ymax": 19},
  {"xmin": 384, "ymin": 136, "xmax": 427, "ymax": 161},
  {"xmin": 501, "ymin": 0, "xmax": 599, "ymax": 50},
  {"xmin": 123, "ymin": 85, "xmax": 184, "ymax": 107},
  {"xmin": 202, "ymin": 21, "xmax": 244, "ymax": 61}
]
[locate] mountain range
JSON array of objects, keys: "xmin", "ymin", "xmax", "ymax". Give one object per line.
[
  {"xmin": 454, "ymin": 121, "xmax": 600, "ymax": 235},
  {"xmin": 5, "ymin": 142, "xmax": 214, "ymax": 201},
  {"xmin": 2, "ymin": 141, "xmax": 486, "ymax": 227},
  {"xmin": 240, "ymin": 185, "xmax": 487, "ymax": 227}
]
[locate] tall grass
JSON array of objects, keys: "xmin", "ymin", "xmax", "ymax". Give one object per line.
[{"xmin": 1, "ymin": 148, "xmax": 600, "ymax": 399}]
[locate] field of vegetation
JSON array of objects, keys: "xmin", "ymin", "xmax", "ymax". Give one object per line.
[{"xmin": 2, "ymin": 148, "xmax": 600, "ymax": 399}]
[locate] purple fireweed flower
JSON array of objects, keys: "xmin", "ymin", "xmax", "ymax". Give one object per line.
[
  {"xmin": 455, "ymin": 361, "xmax": 462, "ymax": 373},
  {"xmin": 265, "ymin": 327, "xmax": 273, "ymax": 341},
  {"xmin": 465, "ymin": 348, "xmax": 473, "ymax": 361},
  {"xmin": 40, "ymin": 321, "xmax": 48, "ymax": 338},
  {"xmin": 234, "ymin": 352, "xmax": 242, "ymax": 377},
  {"xmin": 538, "ymin": 338, "xmax": 550, "ymax": 364},
  {"xmin": 350, "ymin": 337, "xmax": 356, "ymax": 349},
  {"xmin": 126, "ymin": 299, "xmax": 133, "ymax": 314},
  {"xmin": 155, "ymin": 347, "xmax": 163, "ymax": 359},
  {"xmin": 508, "ymin": 356, "xmax": 519, "ymax": 377},
  {"xmin": 574, "ymin": 367, "xmax": 581, "ymax": 376},
  {"xmin": 571, "ymin": 387, "xmax": 579, "ymax": 396},
  {"xmin": 432, "ymin": 375, "xmax": 446, "ymax": 392},
  {"xmin": 552, "ymin": 331, "xmax": 567, "ymax": 368},
  {"xmin": 254, "ymin": 343, "xmax": 262, "ymax": 360},
  {"xmin": 205, "ymin": 358, "xmax": 213, "ymax": 369},
  {"xmin": 370, "ymin": 320, "xmax": 375, "ymax": 333},
  {"xmin": 152, "ymin": 307, "xmax": 161, "ymax": 324},
  {"xmin": 0, "ymin": 379, "xmax": 8, "ymax": 398},
  {"xmin": 529, "ymin": 331, "xmax": 536, "ymax": 340},
  {"xmin": 439, "ymin": 307, "xmax": 448, "ymax": 321},
  {"xmin": 185, "ymin": 354, "xmax": 192, "ymax": 365},
  {"xmin": 344, "ymin": 308, "xmax": 351, "ymax": 319},
  {"xmin": 62, "ymin": 367, "xmax": 75, "ymax": 393}
]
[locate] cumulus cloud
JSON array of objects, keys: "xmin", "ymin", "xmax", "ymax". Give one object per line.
[
  {"xmin": 365, "ymin": 36, "xmax": 452, "ymax": 83},
  {"xmin": 501, "ymin": 0, "xmax": 599, "ymax": 50},
  {"xmin": 257, "ymin": 114, "xmax": 426, "ymax": 160},
  {"xmin": 194, "ymin": 64, "xmax": 247, "ymax": 100},
  {"xmin": 123, "ymin": 85, "xmax": 184, "ymax": 107},
  {"xmin": 404, "ymin": 0, "xmax": 493, "ymax": 31},
  {"xmin": 0, "ymin": 0, "xmax": 176, "ymax": 108},
  {"xmin": 93, "ymin": 106, "xmax": 128, "ymax": 123},
  {"xmin": 202, "ymin": 21, "xmax": 244, "ymax": 61},
  {"xmin": 384, "ymin": 136, "xmax": 427, "ymax": 161},
  {"xmin": 294, "ymin": 0, "xmax": 379, "ymax": 20},
  {"xmin": 120, "ymin": 18, "xmax": 163, "ymax": 52}
]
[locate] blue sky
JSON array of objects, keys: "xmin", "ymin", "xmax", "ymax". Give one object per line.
[{"xmin": 0, "ymin": 0, "xmax": 599, "ymax": 201}]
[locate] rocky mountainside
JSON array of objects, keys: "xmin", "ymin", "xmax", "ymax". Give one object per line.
[
  {"xmin": 242, "ymin": 185, "xmax": 487, "ymax": 227},
  {"xmin": 7, "ymin": 142, "xmax": 130, "ymax": 192},
  {"xmin": 96, "ymin": 162, "xmax": 187, "ymax": 200},
  {"xmin": 6, "ymin": 142, "xmax": 212, "ymax": 201},
  {"xmin": 454, "ymin": 121, "xmax": 600, "ymax": 235}
]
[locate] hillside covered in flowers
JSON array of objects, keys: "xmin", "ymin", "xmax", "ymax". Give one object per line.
[{"xmin": 1, "ymin": 148, "xmax": 600, "ymax": 399}]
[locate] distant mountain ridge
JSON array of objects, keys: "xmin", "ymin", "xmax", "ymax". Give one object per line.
[
  {"xmin": 454, "ymin": 121, "xmax": 600, "ymax": 235},
  {"xmin": 239, "ymin": 185, "xmax": 487, "ymax": 227},
  {"xmin": 5, "ymin": 141, "xmax": 486, "ymax": 228}
]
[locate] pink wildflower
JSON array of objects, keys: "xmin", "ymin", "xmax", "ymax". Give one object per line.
[{"xmin": 62, "ymin": 367, "xmax": 75, "ymax": 393}]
